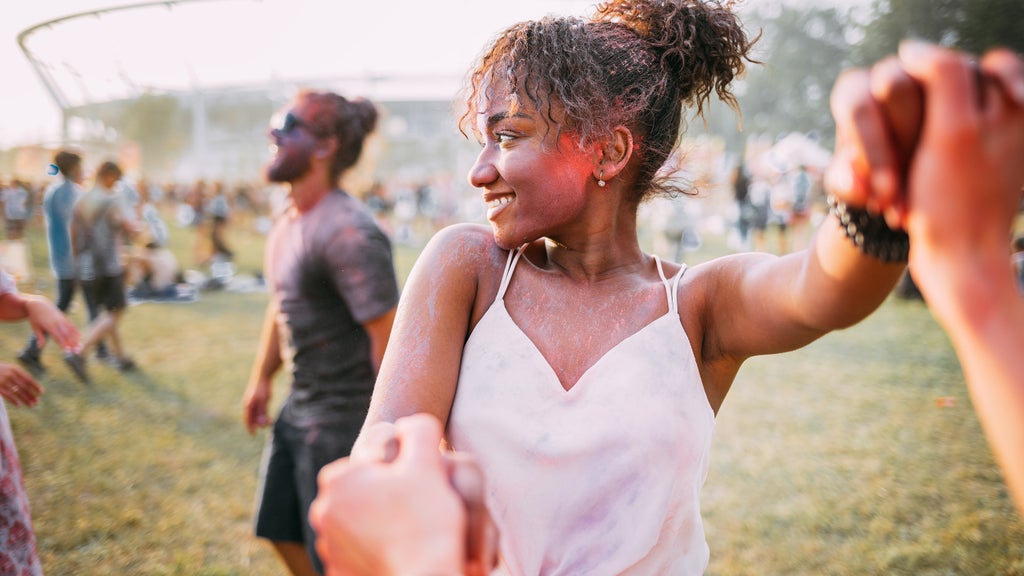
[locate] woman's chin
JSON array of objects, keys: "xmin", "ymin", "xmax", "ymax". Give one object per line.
[{"xmin": 491, "ymin": 227, "xmax": 531, "ymax": 251}]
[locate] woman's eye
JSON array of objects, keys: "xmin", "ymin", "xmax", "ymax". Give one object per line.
[{"xmin": 496, "ymin": 132, "xmax": 516, "ymax": 144}]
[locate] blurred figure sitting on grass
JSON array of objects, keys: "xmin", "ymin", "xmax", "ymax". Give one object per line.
[
  {"xmin": 0, "ymin": 265, "xmax": 80, "ymax": 575},
  {"xmin": 123, "ymin": 192, "xmax": 187, "ymax": 301},
  {"xmin": 125, "ymin": 242, "xmax": 185, "ymax": 300}
]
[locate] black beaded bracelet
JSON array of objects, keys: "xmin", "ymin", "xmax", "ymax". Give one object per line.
[{"xmin": 826, "ymin": 195, "xmax": 909, "ymax": 263}]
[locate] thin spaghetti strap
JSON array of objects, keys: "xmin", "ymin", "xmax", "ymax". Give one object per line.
[
  {"xmin": 496, "ymin": 245, "xmax": 525, "ymax": 302},
  {"xmin": 668, "ymin": 263, "xmax": 687, "ymax": 313},
  {"xmin": 653, "ymin": 255, "xmax": 673, "ymax": 308}
]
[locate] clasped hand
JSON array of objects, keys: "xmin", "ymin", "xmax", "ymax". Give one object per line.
[
  {"xmin": 310, "ymin": 414, "xmax": 498, "ymax": 576},
  {"xmin": 827, "ymin": 40, "xmax": 1024, "ymax": 276}
]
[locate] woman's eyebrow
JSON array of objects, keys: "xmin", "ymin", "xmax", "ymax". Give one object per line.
[{"xmin": 481, "ymin": 110, "xmax": 532, "ymax": 129}]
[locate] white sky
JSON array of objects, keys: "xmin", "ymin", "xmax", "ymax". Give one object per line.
[{"xmin": 0, "ymin": 0, "xmax": 867, "ymax": 148}]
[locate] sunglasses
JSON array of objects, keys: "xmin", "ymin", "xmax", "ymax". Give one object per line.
[{"xmin": 273, "ymin": 112, "xmax": 328, "ymax": 137}]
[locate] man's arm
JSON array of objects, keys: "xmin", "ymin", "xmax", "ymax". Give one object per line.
[
  {"xmin": 362, "ymin": 306, "xmax": 397, "ymax": 376},
  {"xmin": 243, "ymin": 299, "xmax": 283, "ymax": 435}
]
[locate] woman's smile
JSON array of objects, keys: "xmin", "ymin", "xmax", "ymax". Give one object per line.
[{"xmin": 484, "ymin": 192, "xmax": 515, "ymax": 221}]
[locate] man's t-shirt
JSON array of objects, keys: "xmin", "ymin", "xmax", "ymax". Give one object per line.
[
  {"xmin": 266, "ymin": 189, "xmax": 399, "ymax": 426},
  {"xmin": 43, "ymin": 180, "xmax": 80, "ymax": 280},
  {"xmin": 72, "ymin": 187, "xmax": 125, "ymax": 281}
]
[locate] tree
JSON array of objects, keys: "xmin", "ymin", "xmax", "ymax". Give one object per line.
[
  {"xmin": 121, "ymin": 93, "xmax": 189, "ymax": 178},
  {"xmin": 713, "ymin": 5, "xmax": 856, "ymax": 152},
  {"xmin": 854, "ymin": 0, "xmax": 1024, "ymax": 65}
]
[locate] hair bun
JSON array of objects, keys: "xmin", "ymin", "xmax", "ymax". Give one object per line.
[
  {"xmin": 594, "ymin": 0, "xmax": 753, "ymax": 114},
  {"xmin": 350, "ymin": 97, "xmax": 379, "ymax": 137}
]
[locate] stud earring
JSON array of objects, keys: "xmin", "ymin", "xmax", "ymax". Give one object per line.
[{"xmin": 597, "ymin": 170, "xmax": 606, "ymax": 188}]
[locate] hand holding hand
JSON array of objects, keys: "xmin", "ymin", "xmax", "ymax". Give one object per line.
[
  {"xmin": 894, "ymin": 42, "xmax": 1024, "ymax": 300},
  {"xmin": 827, "ymin": 57, "xmax": 917, "ymax": 227},
  {"xmin": 311, "ymin": 414, "xmax": 497, "ymax": 576}
]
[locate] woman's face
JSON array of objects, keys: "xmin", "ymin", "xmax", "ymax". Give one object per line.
[{"xmin": 468, "ymin": 80, "xmax": 597, "ymax": 249}]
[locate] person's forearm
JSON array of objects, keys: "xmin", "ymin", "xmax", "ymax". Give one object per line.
[
  {"xmin": 923, "ymin": 253, "xmax": 1024, "ymax": 513},
  {"xmin": 0, "ymin": 293, "xmax": 29, "ymax": 321},
  {"xmin": 797, "ymin": 218, "xmax": 906, "ymax": 330},
  {"xmin": 250, "ymin": 302, "xmax": 283, "ymax": 384}
]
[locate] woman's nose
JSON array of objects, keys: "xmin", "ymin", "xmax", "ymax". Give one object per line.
[{"xmin": 468, "ymin": 146, "xmax": 498, "ymax": 188}]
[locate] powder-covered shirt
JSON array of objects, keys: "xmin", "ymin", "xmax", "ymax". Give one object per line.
[
  {"xmin": 72, "ymin": 186, "xmax": 126, "ymax": 281},
  {"xmin": 448, "ymin": 248, "xmax": 715, "ymax": 575},
  {"xmin": 266, "ymin": 189, "xmax": 399, "ymax": 426}
]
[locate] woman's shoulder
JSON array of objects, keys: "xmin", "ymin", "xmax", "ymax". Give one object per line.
[
  {"xmin": 423, "ymin": 223, "xmax": 508, "ymax": 268},
  {"xmin": 428, "ymin": 222, "xmax": 499, "ymax": 253},
  {"xmin": 686, "ymin": 251, "xmax": 774, "ymax": 283},
  {"xmin": 402, "ymin": 224, "xmax": 510, "ymax": 320}
]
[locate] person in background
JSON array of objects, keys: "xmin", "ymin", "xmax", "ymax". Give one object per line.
[
  {"xmin": 241, "ymin": 90, "xmax": 399, "ymax": 575},
  {"xmin": 787, "ymin": 164, "xmax": 814, "ymax": 250},
  {"xmin": 206, "ymin": 181, "xmax": 234, "ymax": 263},
  {"xmin": 310, "ymin": 39, "xmax": 1024, "ymax": 576},
  {"xmin": 2, "ymin": 179, "xmax": 30, "ymax": 240},
  {"xmin": 731, "ymin": 161, "xmax": 752, "ymax": 250},
  {"xmin": 64, "ymin": 161, "xmax": 140, "ymax": 381},
  {"xmin": 136, "ymin": 179, "xmax": 170, "ymax": 249},
  {"xmin": 0, "ymin": 266, "xmax": 80, "ymax": 575},
  {"xmin": 125, "ymin": 242, "xmax": 183, "ymax": 300},
  {"xmin": 18, "ymin": 151, "xmax": 104, "ymax": 374}
]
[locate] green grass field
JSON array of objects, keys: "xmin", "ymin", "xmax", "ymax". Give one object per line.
[{"xmin": 2, "ymin": 210, "xmax": 1022, "ymax": 575}]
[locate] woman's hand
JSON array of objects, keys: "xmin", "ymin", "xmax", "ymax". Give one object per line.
[
  {"xmin": 23, "ymin": 296, "xmax": 80, "ymax": 353},
  {"xmin": 0, "ymin": 363, "xmax": 43, "ymax": 408},
  {"xmin": 826, "ymin": 51, "xmax": 924, "ymax": 228}
]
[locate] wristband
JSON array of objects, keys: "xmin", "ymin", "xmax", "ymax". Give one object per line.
[{"xmin": 827, "ymin": 195, "xmax": 909, "ymax": 263}]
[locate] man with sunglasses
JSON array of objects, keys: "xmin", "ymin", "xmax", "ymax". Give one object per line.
[{"xmin": 242, "ymin": 90, "xmax": 399, "ymax": 576}]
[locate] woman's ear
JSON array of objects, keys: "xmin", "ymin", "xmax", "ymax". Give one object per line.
[{"xmin": 592, "ymin": 126, "xmax": 634, "ymax": 183}]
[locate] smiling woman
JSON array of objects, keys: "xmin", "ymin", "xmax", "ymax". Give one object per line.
[
  {"xmin": 303, "ymin": 5, "xmax": 1024, "ymax": 570},
  {"xmin": 309, "ymin": 0, "xmax": 942, "ymax": 572}
]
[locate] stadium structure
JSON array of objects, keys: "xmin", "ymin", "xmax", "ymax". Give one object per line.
[{"xmin": 13, "ymin": 0, "xmax": 543, "ymax": 187}]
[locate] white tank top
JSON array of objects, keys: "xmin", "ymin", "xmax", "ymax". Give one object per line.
[{"xmin": 448, "ymin": 247, "xmax": 715, "ymax": 575}]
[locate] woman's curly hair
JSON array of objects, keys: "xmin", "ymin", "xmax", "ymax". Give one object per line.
[{"xmin": 458, "ymin": 0, "xmax": 756, "ymax": 203}]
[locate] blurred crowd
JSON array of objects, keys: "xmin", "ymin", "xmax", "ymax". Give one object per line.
[{"xmin": 3, "ymin": 140, "xmax": 1020, "ymax": 285}]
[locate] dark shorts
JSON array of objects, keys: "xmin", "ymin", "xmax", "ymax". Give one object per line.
[
  {"xmin": 254, "ymin": 415, "xmax": 362, "ymax": 572},
  {"xmin": 82, "ymin": 274, "xmax": 126, "ymax": 312}
]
